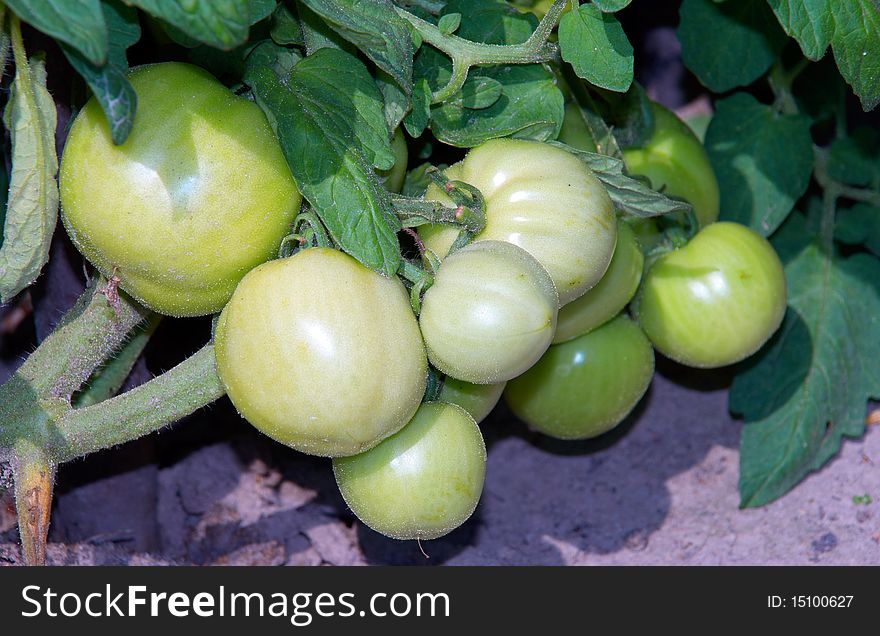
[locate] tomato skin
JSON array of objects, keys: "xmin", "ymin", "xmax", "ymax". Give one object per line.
[
  {"xmin": 214, "ymin": 248, "xmax": 427, "ymax": 457},
  {"xmin": 378, "ymin": 127, "xmax": 408, "ymax": 193},
  {"xmin": 419, "ymin": 240, "xmax": 558, "ymax": 384},
  {"xmin": 554, "ymin": 219, "xmax": 644, "ymax": 343},
  {"xmin": 420, "ymin": 139, "xmax": 616, "ymax": 306},
  {"xmin": 333, "ymin": 402, "xmax": 487, "ymax": 540},
  {"xmin": 634, "ymin": 222, "xmax": 786, "ymax": 368},
  {"xmin": 438, "ymin": 377, "xmax": 506, "ymax": 424},
  {"xmin": 621, "ymin": 102, "xmax": 720, "ymax": 228},
  {"xmin": 60, "ymin": 62, "xmax": 301, "ymax": 317},
  {"xmin": 506, "ymin": 315, "xmax": 654, "ymax": 439}
]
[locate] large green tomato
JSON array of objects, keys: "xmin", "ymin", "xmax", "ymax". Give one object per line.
[
  {"xmin": 437, "ymin": 377, "xmax": 506, "ymax": 424},
  {"xmin": 505, "ymin": 315, "xmax": 654, "ymax": 440},
  {"xmin": 214, "ymin": 248, "xmax": 427, "ymax": 457},
  {"xmin": 334, "ymin": 402, "xmax": 486, "ymax": 540},
  {"xmin": 419, "ymin": 240, "xmax": 558, "ymax": 384},
  {"xmin": 60, "ymin": 62, "xmax": 301, "ymax": 317},
  {"xmin": 419, "ymin": 139, "xmax": 616, "ymax": 306},
  {"xmin": 634, "ymin": 222, "xmax": 786, "ymax": 368},
  {"xmin": 621, "ymin": 102, "xmax": 720, "ymax": 228},
  {"xmin": 554, "ymin": 218, "xmax": 644, "ymax": 343},
  {"xmin": 378, "ymin": 127, "xmax": 408, "ymax": 193}
]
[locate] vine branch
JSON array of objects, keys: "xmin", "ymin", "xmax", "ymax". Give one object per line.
[{"xmin": 395, "ymin": 0, "xmax": 564, "ymax": 103}]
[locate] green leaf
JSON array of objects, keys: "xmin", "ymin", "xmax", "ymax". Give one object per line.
[
  {"xmin": 61, "ymin": 0, "xmax": 140, "ymax": 145},
  {"xmin": 269, "ymin": 2, "xmax": 303, "ymax": 45},
  {"xmin": 298, "ymin": 0, "xmax": 414, "ymax": 98},
  {"xmin": 248, "ymin": 0, "xmax": 277, "ymax": 23},
  {"xmin": 377, "ymin": 70, "xmax": 409, "ymax": 133},
  {"xmin": 447, "ymin": 0, "xmax": 536, "ymax": 43},
  {"xmin": 447, "ymin": 76, "xmax": 503, "ymax": 110},
  {"xmin": 248, "ymin": 49, "xmax": 401, "ymax": 276},
  {"xmin": 4, "ymin": 0, "xmax": 108, "ymax": 66},
  {"xmin": 430, "ymin": 64, "xmax": 564, "ymax": 147},
  {"xmin": 403, "ymin": 78, "xmax": 431, "ymax": 137},
  {"xmin": 128, "ymin": 0, "xmax": 252, "ymax": 50},
  {"xmin": 554, "ymin": 142, "xmax": 694, "ymax": 218},
  {"xmin": 678, "ymin": 0, "xmax": 786, "ymax": 92},
  {"xmin": 593, "ymin": 0, "xmax": 633, "ymax": 11},
  {"xmin": 558, "ymin": 4, "xmax": 634, "ymax": 92},
  {"xmin": 827, "ymin": 128, "xmax": 880, "ymax": 187},
  {"xmin": 732, "ymin": 221, "xmax": 880, "ymax": 507},
  {"xmin": 438, "ymin": 12, "xmax": 461, "ymax": 35},
  {"xmin": 706, "ymin": 93, "xmax": 813, "ymax": 236},
  {"xmin": 766, "ymin": 0, "xmax": 833, "ymax": 60},
  {"xmin": 0, "ymin": 57, "xmax": 59, "ymax": 303},
  {"xmin": 835, "ymin": 203, "xmax": 880, "ymax": 256},
  {"xmin": 830, "ymin": 1, "xmax": 880, "ymax": 111}
]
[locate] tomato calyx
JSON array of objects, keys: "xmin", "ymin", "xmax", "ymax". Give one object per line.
[{"xmin": 279, "ymin": 209, "xmax": 333, "ymax": 258}]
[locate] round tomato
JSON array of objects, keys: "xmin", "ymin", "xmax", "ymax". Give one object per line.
[
  {"xmin": 554, "ymin": 218, "xmax": 643, "ymax": 343},
  {"xmin": 333, "ymin": 402, "xmax": 487, "ymax": 540},
  {"xmin": 378, "ymin": 127, "xmax": 408, "ymax": 193},
  {"xmin": 419, "ymin": 139, "xmax": 616, "ymax": 306},
  {"xmin": 506, "ymin": 314, "xmax": 654, "ymax": 439},
  {"xmin": 60, "ymin": 62, "xmax": 301, "ymax": 317},
  {"xmin": 634, "ymin": 222, "xmax": 786, "ymax": 368},
  {"xmin": 214, "ymin": 248, "xmax": 427, "ymax": 457},
  {"xmin": 621, "ymin": 101, "xmax": 720, "ymax": 228},
  {"xmin": 419, "ymin": 240, "xmax": 558, "ymax": 384},
  {"xmin": 438, "ymin": 376, "xmax": 506, "ymax": 424}
]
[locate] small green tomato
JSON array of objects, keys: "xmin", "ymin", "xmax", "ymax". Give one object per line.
[
  {"xmin": 333, "ymin": 402, "xmax": 487, "ymax": 541},
  {"xmin": 215, "ymin": 247, "xmax": 427, "ymax": 457},
  {"xmin": 438, "ymin": 377, "xmax": 506, "ymax": 424},
  {"xmin": 419, "ymin": 240, "xmax": 558, "ymax": 384},
  {"xmin": 506, "ymin": 315, "xmax": 655, "ymax": 440},
  {"xmin": 554, "ymin": 219, "xmax": 644, "ymax": 343}
]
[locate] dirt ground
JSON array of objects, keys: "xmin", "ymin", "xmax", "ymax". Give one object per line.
[{"xmin": 2, "ymin": 353, "xmax": 879, "ymax": 566}]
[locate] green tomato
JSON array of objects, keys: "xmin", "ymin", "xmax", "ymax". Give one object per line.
[
  {"xmin": 634, "ymin": 222, "xmax": 786, "ymax": 368},
  {"xmin": 554, "ymin": 218, "xmax": 644, "ymax": 343},
  {"xmin": 60, "ymin": 62, "xmax": 301, "ymax": 317},
  {"xmin": 506, "ymin": 315, "xmax": 654, "ymax": 440},
  {"xmin": 333, "ymin": 402, "xmax": 487, "ymax": 540},
  {"xmin": 419, "ymin": 240, "xmax": 558, "ymax": 384},
  {"xmin": 378, "ymin": 127, "xmax": 408, "ymax": 193},
  {"xmin": 419, "ymin": 139, "xmax": 616, "ymax": 306},
  {"xmin": 438, "ymin": 376, "xmax": 506, "ymax": 424},
  {"xmin": 621, "ymin": 102, "xmax": 720, "ymax": 228},
  {"xmin": 215, "ymin": 247, "xmax": 427, "ymax": 457}
]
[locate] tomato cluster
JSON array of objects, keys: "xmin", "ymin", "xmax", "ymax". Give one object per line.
[{"xmin": 60, "ymin": 63, "xmax": 787, "ymax": 543}]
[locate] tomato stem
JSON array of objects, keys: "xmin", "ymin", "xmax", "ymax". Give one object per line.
[{"xmin": 395, "ymin": 0, "xmax": 563, "ymax": 104}]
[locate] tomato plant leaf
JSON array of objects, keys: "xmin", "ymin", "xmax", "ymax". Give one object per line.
[
  {"xmin": 270, "ymin": 2, "xmax": 304, "ymax": 46},
  {"xmin": 403, "ymin": 78, "xmax": 431, "ymax": 138},
  {"xmin": 127, "ymin": 0, "xmax": 253, "ymax": 50},
  {"xmin": 558, "ymin": 3, "xmax": 634, "ymax": 92},
  {"xmin": 298, "ymin": 0, "xmax": 414, "ymax": 99},
  {"xmin": 555, "ymin": 143, "xmax": 693, "ymax": 218},
  {"xmin": 706, "ymin": 93, "xmax": 813, "ymax": 236},
  {"xmin": 4, "ymin": 0, "xmax": 108, "ymax": 66},
  {"xmin": 768, "ymin": 0, "xmax": 880, "ymax": 110},
  {"xmin": 766, "ymin": 0, "xmax": 834, "ymax": 60},
  {"xmin": 827, "ymin": 129, "xmax": 880, "ymax": 187},
  {"xmin": 731, "ymin": 219, "xmax": 880, "ymax": 508},
  {"xmin": 0, "ymin": 57, "xmax": 59, "ymax": 303},
  {"xmin": 835, "ymin": 203, "xmax": 880, "ymax": 256},
  {"xmin": 430, "ymin": 64, "xmax": 564, "ymax": 147},
  {"xmin": 418, "ymin": 1, "xmax": 562, "ymax": 147},
  {"xmin": 593, "ymin": 0, "xmax": 633, "ymax": 12},
  {"xmin": 678, "ymin": 0, "xmax": 786, "ymax": 93},
  {"xmin": 248, "ymin": 49, "xmax": 401, "ymax": 276},
  {"xmin": 61, "ymin": 0, "xmax": 140, "ymax": 146}
]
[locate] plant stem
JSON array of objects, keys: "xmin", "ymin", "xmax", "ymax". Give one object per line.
[
  {"xmin": 13, "ymin": 440, "xmax": 54, "ymax": 566},
  {"xmin": 392, "ymin": 195, "xmax": 485, "ymax": 232},
  {"xmin": 395, "ymin": 0, "xmax": 563, "ymax": 103},
  {"xmin": 52, "ymin": 344, "xmax": 225, "ymax": 462},
  {"xmin": 16, "ymin": 277, "xmax": 151, "ymax": 399}
]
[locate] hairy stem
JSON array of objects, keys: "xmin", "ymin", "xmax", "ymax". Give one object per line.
[
  {"xmin": 395, "ymin": 0, "xmax": 563, "ymax": 103},
  {"xmin": 53, "ymin": 344, "xmax": 225, "ymax": 462},
  {"xmin": 16, "ymin": 277, "xmax": 151, "ymax": 399}
]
